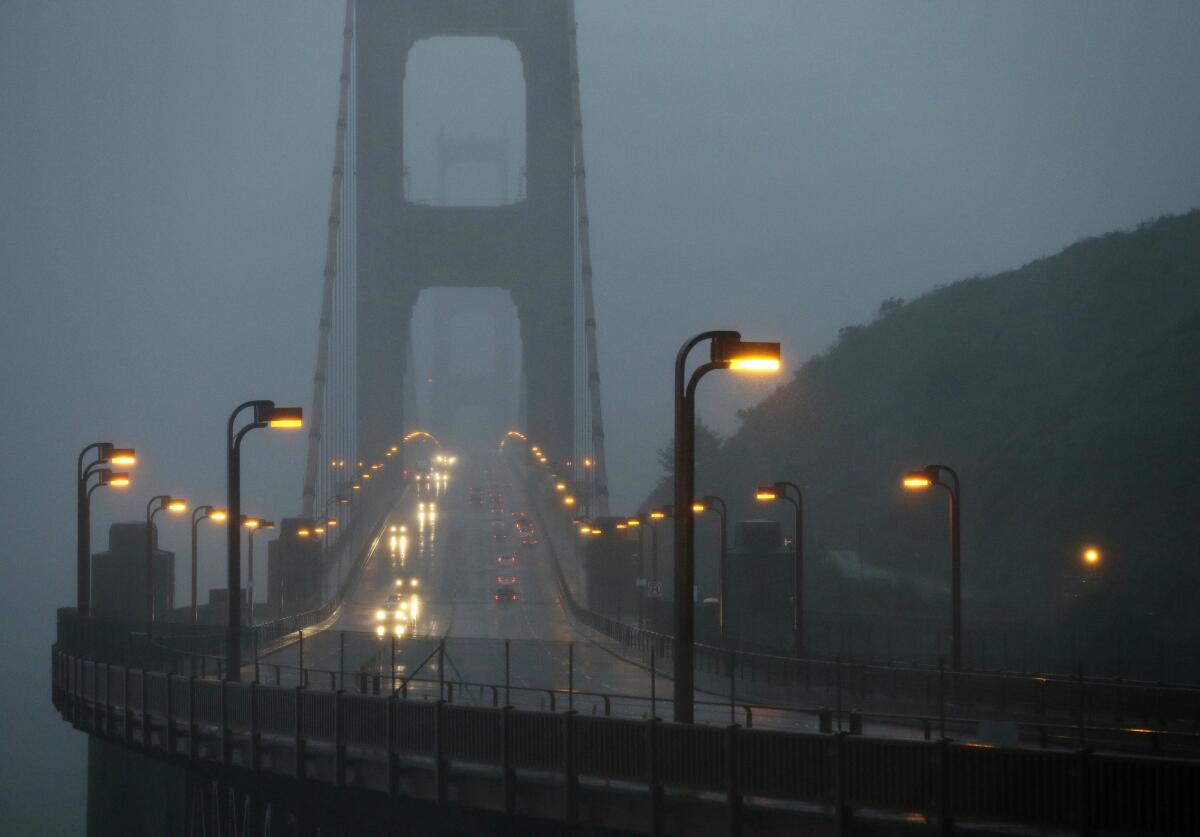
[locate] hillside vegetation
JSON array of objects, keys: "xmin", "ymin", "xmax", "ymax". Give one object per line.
[{"xmin": 657, "ymin": 211, "xmax": 1200, "ymax": 651}]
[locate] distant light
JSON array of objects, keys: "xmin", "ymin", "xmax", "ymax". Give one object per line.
[
  {"xmin": 626, "ymin": 518, "xmax": 641, "ymax": 527},
  {"xmin": 242, "ymin": 517, "xmax": 260, "ymax": 529},
  {"xmin": 165, "ymin": 498, "xmax": 188, "ymax": 513},
  {"xmin": 902, "ymin": 474, "xmax": 933, "ymax": 489},
  {"xmin": 649, "ymin": 510, "xmax": 666, "ymax": 520},
  {"xmin": 107, "ymin": 472, "xmax": 131, "ymax": 488},
  {"xmin": 692, "ymin": 502, "xmax": 706, "ymax": 513},
  {"xmin": 1083, "ymin": 547, "xmax": 1102, "ymax": 566},
  {"xmin": 755, "ymin": 488, "xmax": 778, "ymax": 501},
  {"xmin": 297, "ymin": 528, "xmax": 311, "ymax": 537}
]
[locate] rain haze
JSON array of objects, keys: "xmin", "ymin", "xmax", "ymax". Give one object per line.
[{"xmin": 2, "ymin": 2, "xmax": 1200, "ymax": 834}]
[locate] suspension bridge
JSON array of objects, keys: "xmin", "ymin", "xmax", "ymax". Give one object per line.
[{"xmin": 53, "ymin": 2, "xmax": 1198, "ymax": 835}]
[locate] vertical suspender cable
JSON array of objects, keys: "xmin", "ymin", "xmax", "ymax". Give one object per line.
[
  {"xmin": 301, "ymin": 0, "xmax": 356, "ymax": 518},
  {"xmin": 567, "ymin": 1, "xmax": 609, "ymax": 515}
]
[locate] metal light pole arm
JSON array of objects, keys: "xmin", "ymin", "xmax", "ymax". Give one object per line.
[
  {"xmin": 145, "ymin": 495, "xmax": 169, "ymax": 624},
  {"xmin": 929, "ymin": 465, "xmax": 962, "ymax": 671},
  {"xmin": 190, "ymin": 506, "xmax": 213, "ymax": 626},
  {"xmin": 77, "ymin": 443, "xmax": 111, "ymax": 616},
  {"xmin": 777, "ymin": 492, "xmax": 804, "ymax": 657},
  {"xmin": 226, "ymin": 400, "xmax": 271, "ymax": 682},
  {"xmin": 704, "ymin": 495, "xmax": 728, "ymax": 643},
  {"xmin": 672, "ymin": 331, "xmax": 736, "ymax": 725}
]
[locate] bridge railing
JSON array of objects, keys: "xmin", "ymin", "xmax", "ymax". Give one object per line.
[
  {"xmin": 56, "ymin": 608, "xmax": 1200, "ymax": 757},
  {"xmin": 509, "ymin": 450, "xmax": 1200, "ymax": 735},
  {"xmin": 53, "ymin": 644, "xmax": 1200, "ymax": 836}
]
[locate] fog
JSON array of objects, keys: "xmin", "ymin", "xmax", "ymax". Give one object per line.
[{"xmin": 2, "ymin": 2, "xmax": 1199, "ymax": 832}]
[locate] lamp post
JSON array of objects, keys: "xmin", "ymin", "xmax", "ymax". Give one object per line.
[
  {"xmin": 244, "ymin": 518, "xmax": 275, "ymax": 626},
  {"xmin": 77, "ymin": 443, "xmax": 136, "ymax": 615},
  {"xmin": 755, "ymin": 482, "xmax": 804, "ymax": 656},
  {"xmin": 226, "ymin": 400, "xmax": 302, "ymax": 681},
  {"xmin": 189, "ymin": 506, "xmax": 227, "ymax": 625},
  {"xmin": 645, "ymin": 506, "xmax": 671, "ymax": 632},
  {"xmin": 146, "ymin": 495, "xmax": 187, "ymax": 624},
  {"xmin": 902, "ymin": 464, "xmax": 962, "ymax": 671},
  {"xmin": 673, "ymin": 331, "xmax": 780, "ymax": 723},
  {"xmin": 696, "ymin": 495, "xmax": 729, "ymax": 643}
]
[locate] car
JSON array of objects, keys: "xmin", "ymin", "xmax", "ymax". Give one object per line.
[
  {"xmin": 375, "ymin": 596, "xmax": 410, "ymax": 636},
  {"xmin": 494, "ymin": 585, "xmax": 518, "ymax": 603},
  {"xmin": 520, "ymin": 537, "xmax": 539, "ymax": 546},
  {"xmin": 497, "ymin": 554, "xmax": 518, "ymax": 564}
]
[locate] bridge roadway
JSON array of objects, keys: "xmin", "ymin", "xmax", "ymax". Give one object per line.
[
  {"xmin": 258, "ymin": 455, "xmax": 1200, "ymax": 756},
  {"xmin": 263, "ymin": 456, "xmax": 681, "ymax": 719}
]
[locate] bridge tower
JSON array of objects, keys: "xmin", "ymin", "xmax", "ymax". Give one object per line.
[{"xmin": 355, "ymin": 0, "xmax": 576, "ymax": 463}]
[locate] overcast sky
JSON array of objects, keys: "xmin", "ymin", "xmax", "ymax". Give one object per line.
[{"xmin": 3, "ymin": 2, "xmax": 1199, "ymax": 831}]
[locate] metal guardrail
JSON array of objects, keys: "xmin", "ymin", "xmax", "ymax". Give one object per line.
[
  {"xmin": 53, "ymin": 646, "xmax": 1200, "ymax": 835},
  {"xmin": 518, "ymin": 457, "xmax": 1200, "ymax": 734}
]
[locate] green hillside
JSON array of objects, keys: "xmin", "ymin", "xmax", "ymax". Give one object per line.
[{"xmin": 658, "ymin": 211, "xmax": 1200, "ymax": 657}]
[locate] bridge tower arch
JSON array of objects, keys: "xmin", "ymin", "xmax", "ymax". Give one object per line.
[{"xmin": 355, "ymin": 0, "xmax": 575, "ymax": 463}]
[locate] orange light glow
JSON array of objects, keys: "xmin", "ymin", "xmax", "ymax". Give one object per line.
[
  {"xmin": 166, "ymin": 499, "xmax": 188, "ymax": 513},
  {"xmin": 1083, "ymin": 547, "xmax": 1102, "ymax": 565},
  {"xmin": 266, "ymin": 406, "xmax": 304, "ymax": 429},
  {"xmin": 107, "ymin": 473, "xmax": 131, "ymax": 488},
  {"xmin": 902, "ymin": 476, "xmax": 933, "ymax": 489},
  {"xmin": 692, "ymin": 502, "xmax": 706, "ymax": 513},
  {"xmin": 209, "ymin": 509, "xmax": 228, "ymax": 522},
  {"xmin": 728, "ymin": 357, "xmax": 781, "ymax": 372}
]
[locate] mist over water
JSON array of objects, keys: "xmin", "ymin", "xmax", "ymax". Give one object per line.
[{"xmin": 3, "ymin": 2, "xmax": 1200, "ymax": 833}]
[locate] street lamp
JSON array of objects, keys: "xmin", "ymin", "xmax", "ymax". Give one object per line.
[
  {"xmin": 227, "ymin": 400, "xmax": 302, "ymax": 681},
  {"xmin": 673, "ymin": 331, "xmax": 780, "ymax": 723},
  {"xmin": 902, "ymin": 464, "xmax": 962, "ymax": 671},
  {"xmin": 639, "ymin": 505, "xmax": 671, "ymax": 633},
  {"xmin": 245, "ymin": 518, "xmax": 275, "ymax": 626},
  {"xmin": 146, "ymin": 495, "xmax": 187, "ymax": 624},
  {"xmin": 77, "ymin": 443, "xmax": 137, "ymax": 615},
  {"xmin": 755, "ymin": 482, "xmax": 804, "ymax": 656},
  {"xmin": 695, "ymin": 495, "xmax": 729, "ymax": 643},
  {"xmin": 189, "ymin": 506, "xmax": 227, "ymax": 625}
]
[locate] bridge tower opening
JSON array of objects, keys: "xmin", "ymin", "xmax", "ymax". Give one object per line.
[
  {"xmin": 355, "ymin": 0, "xmax": 575, "ymax": 464},
  {"xmin": 411, "ymin": 286, "xmax": 520, "ymax": 458}
]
